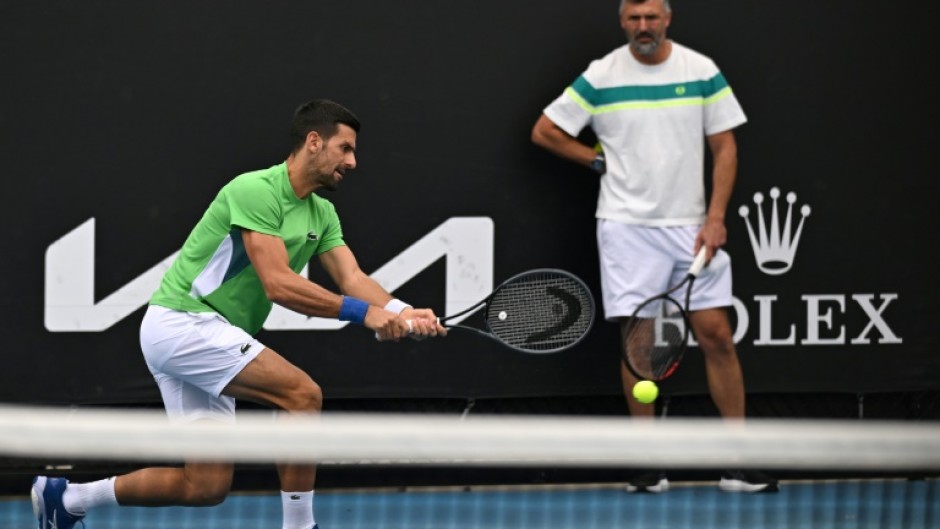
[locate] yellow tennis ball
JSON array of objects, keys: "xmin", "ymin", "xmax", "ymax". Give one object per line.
[{"xmin": 632, "ymin": 380, "xmax": 659, "ymax": 404}]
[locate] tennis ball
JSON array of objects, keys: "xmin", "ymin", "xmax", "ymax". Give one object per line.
[{"xmin": 632, "ymin": 380, "xmax": 659, "ymax": 404}]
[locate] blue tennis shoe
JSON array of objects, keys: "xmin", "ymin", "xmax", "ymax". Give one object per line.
[{"xmin": 31, "ymin": 476, "xmax": 85, "ymax": 529}]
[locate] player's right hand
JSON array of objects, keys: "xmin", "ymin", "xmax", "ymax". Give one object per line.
[{"xmin": 368, "ymin": 307, "xmax": 412, "ymax": 342}]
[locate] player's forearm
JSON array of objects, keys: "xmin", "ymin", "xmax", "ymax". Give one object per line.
[
  {"xmin": 531, "ymin": 115, "xmax": 595, "ymax": 167},
  {"xmin": 336, "ymin": 270, "xmax": 394, "ymax": 308},
  {"xmin": 534, "ymin": 134, "xmax": 595, "ymax": 167},
  {"xmin": 708, "ymin": 162, "xmax": 736, "ymax": 222},
  {"xmin": 263, "ymin": 270, "xmax": 346, "ymax": 318},
  {"xmin": 707, "ymin": 142, "xmax": 738, "ymax": 223}
]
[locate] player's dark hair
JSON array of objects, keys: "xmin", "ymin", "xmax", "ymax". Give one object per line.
[
  {"xmin": 620, "ymin": 0, "xmax": 671, "ymax": 15},
  {"xmin": 290, "ymin": 99, "xmax": 361, "ymax": 153}
]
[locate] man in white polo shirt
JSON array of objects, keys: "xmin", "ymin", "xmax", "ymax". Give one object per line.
[{"xmin": 532, "ymin": 0, "xmax": 777, "ymax": 493}]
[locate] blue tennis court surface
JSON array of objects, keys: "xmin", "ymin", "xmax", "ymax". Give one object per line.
[{"xmin": 2, "ymin": 479, "xmax": 936, "ymax": 528}]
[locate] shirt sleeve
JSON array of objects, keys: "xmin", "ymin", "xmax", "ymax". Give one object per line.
[
  {"xmin": 702, "ymin": 71, "xmax": 748, "ymax": 135},
  {"xmin": 225, "ymin": 177, "xmax": 282, "ymax": 236},
  {"xmin": 315, "ymin": 200, "xmax": 346, "ymax": 255},
  {"xmin": 543, "ymin": 74, "xmax": 594, "ymax": 138}
]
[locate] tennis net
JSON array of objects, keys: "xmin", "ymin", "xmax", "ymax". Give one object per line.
[{"xmin": 1, "ymin": 403, "xmax": 938, "ymax": 528}]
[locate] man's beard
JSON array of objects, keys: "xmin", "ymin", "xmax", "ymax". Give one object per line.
[
  {"xmin": 316, "ymin": 170, "xmax": 340, "ymax": 192},
  {"xmin": 629, "ymin": 33, "xmax": 661, "ymax": 56}
]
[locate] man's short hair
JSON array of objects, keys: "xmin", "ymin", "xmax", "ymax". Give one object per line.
[
  {"xmin": 290, "ymin": 99, "xmax": 361, "ymax": 153},
  {"xmin": 619, "ymin": 0, "xmax": 672, "ymax": 15}
]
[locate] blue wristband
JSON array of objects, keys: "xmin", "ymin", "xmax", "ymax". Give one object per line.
[{"xmin": 338, "ymin": 296, "xmax": 369, "ymax": 325}]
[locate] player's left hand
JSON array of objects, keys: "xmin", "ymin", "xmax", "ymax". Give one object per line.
[
  {"xmin": 400, "ymin": 308, "xmax": 447, "ymax": 339},
  {"xmin": 695, "ymin": 218, "xmax": 727, "ymax": 262}
]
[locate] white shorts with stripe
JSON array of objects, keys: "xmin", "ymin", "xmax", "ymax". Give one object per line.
[
  {"xmin": 139, "ymin": 305, "xmax": 265, "ymax": 422},
  {"xmin": 596, "ymin": 220, "xmax": 733, "ymax": 321}
]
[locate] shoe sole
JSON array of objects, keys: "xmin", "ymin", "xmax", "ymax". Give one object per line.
[
  {"xmin": 31, "ymin": 476, "xmax": 48, "ymax": 527},
  {"xmin": 718, "ymin": 478, "xmax": 778, "ymax": 493},
  {"xmin": 625, "ymin": 479, "xmax": 670, "ymax": 493}
]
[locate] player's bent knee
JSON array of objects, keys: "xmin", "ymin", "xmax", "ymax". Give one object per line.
[
  {"xmin": 186, "ymin": 490, "xmax": 228, "ymax": 507},
  {"xmin": 185, "ymin": 482, "xmax": 231, "ymax": 506},
  {"xmin": 699, "ymin": 334, "xmax": 736, "ymax": 359},
  {"xmin": 282, "ymin": 379, "xmax": 322, "ymax": 413},
  {"xmin": 694, "ymin": 323, "xmax": 734, "ymax": 351},
  {"xmin": 300, "ymin": 382, "xmax": 323, "ymax": 412},
  {"xmin": 181, "ymin": 463, "xmax": 233, "ymax": 506}
]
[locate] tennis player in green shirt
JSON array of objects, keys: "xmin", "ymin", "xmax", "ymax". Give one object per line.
[{"xmin": 32, "ymin": 99, "xmax": 446, "ymax": 529}]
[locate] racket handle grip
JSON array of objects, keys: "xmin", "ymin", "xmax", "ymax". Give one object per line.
[
  {"xmin": 688, "ymin": 247, "xmax": 708, "ymax": 277},
  {"xmin": 374, "ymin": 319, "xmax": 413, "ymax": 341}
]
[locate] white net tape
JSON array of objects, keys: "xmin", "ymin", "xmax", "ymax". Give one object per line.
[{"xmin": 1, "ymin": 404, "xmax": 938, "ymax": 470}]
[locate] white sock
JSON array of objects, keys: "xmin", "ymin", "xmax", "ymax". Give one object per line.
[
  {"xmin": 281, "ymin": 490, "xmax": 315, "ymax": 529},
  {"xmin": 62, "ymin": 477, "xmax": 118, "ymax": 515}
]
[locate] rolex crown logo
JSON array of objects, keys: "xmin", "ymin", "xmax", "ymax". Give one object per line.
[{"xmin": 738, "ymin": 187, "xmax": 811, "ymax": 276}]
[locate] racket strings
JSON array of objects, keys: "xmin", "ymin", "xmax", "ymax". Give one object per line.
[
  {"xmin": 485, "ymin": 272, "xmax": 594, "ymax": 352},
  {"xmin": 624, "ymin": 297, "xmax": 688, "ymax": 380}
]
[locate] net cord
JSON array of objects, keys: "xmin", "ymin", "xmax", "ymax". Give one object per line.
[{"xmin": 0, "ymin": 405, "xmax": 938, "ymax": 470}]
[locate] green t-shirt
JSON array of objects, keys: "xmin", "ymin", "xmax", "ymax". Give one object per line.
[{"xmin": 150, "ymin": 162, "xmax": 345, "ymax": 334}]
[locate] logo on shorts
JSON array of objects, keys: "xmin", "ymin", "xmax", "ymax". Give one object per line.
[
  {"xmin": 307, "ymin": 232, "xmax": 318, "ymax": 241},
  {"xmin": 738, "ymin": 187, "xmax": 811, "ymax": 276},
  {"xmin": 240, "ymin": 343, "xmax": 251, "ymax": 354}
]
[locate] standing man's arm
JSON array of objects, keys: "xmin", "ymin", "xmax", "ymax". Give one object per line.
[
  {"xmin": 531, "ymin": 114, "xmax": 600, "ymax": 171},
  {"xmin": 697, "ymin": 129, "xmax": 739, "ymax": 260}
]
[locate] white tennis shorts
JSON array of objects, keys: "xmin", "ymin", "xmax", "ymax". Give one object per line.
[
  {"xmin": 596, "ymin": 220, "xmax": 733, "ymax": 321},
  {"xmin": 139, "ymin": 305, "xmax": 265, "ymax": 422}
]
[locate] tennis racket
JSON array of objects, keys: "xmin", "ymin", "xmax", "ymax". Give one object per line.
[
  {"xmin": 622, "ymin": 247, "xmax": 709, "ymax": 381},
  {"xmin": 440, "ymin": 269, "xmax": 596, "ymax": 354}
]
